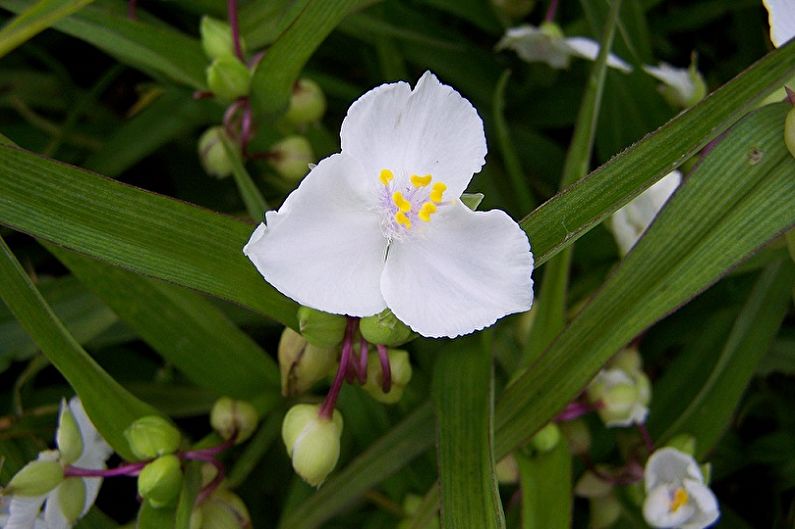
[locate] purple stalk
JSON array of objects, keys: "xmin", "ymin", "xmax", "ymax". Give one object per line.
[
  {"xmin": 196, "ymin": 459, "xmax": 226, "ymax": 504},
  {"xmin": 555, "ymin": 400, "xmax": 601, "ymax": 422},
  {"xmin": 319, "ymin": 318, "xmax": 359, "ymax": 419},
  {"xmin": 544, "ymin": 0, "xmax": 559, "ymax": 22},
  {"xmin": 636, "ymin": 423, "xmax": 655, "ymax": 454},
  {"xmin": 376, "ymin": 344, "xmax": 392, "ymax": 393},
  {"xmin": 227, "ymin": 0, "xmax": 244, "ymax": 61},
  {"xmin": 182, "ymin": 435, "xmax": 236, "ymax": 462},
  {"xmin": 358, "ymin": 335, "xmax": 369, "ymax": 384},
  {"xmin": 64, "ymin": 461, "xmax": 148, "ymax": 478}
]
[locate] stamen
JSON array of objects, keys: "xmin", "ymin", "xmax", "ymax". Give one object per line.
[
  {"xmin": 430, "ymin": 182, "xmax": 447, "ymax": 203},
  {"xmin": 379, "ymin": 169, "xmax": 394, "ymax": 185},
  {"xmin": 418, "ymin": 201, "xmax": 437, "ymax": 222},
  {"xmin": 392, "ymin": 191, "xmax": 411, "ymax": 212},
  {"xmin": 410, "ymin": 174, "xmax": 432, "ymax": 187},
  {"xmin": 670, "ymin": 488, "xmax": 688, "ymax": 512},
  {"xmin": 395, "ymin": 211, "xmax": 412, "ymax": 229}
]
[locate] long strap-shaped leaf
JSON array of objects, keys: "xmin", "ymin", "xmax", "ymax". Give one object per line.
[
  {"xmin": 496, "ymin": 102, "xmax": 795, "ymax": 456},
  {"xmin": 0, "ymin": 0, "xmax": 94, "ymax": 59},
  {"xmin": 433, "ymin": 335, "xmax": 504, "ymax": 529},
  {"xmin": 0, "ymin": 235, "xmax": 157, "ymax": 460}
]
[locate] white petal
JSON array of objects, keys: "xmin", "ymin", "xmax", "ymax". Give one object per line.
[
  {"xmin": 645, "ymin": 447, "xmax": 703, "ymax": 493},
  {"xmin": 764, "ymin": 0, "xmax": 795, "ymax": 47},
  {"xmin": 497, "ymin": 25, "xmax": 573, "ymax": 69},
  {"xmin": 680, "ymin": 480, "xmax": 720, "ymax": 529},
  {"xmin": 643, "ymin": 484, "xmax": 696, "ymax": 528},
  {"xmin": 563, "ymin": 37, "xmax": 633, "ymax": 73},
  {"xmin": 3, "ymin": 495, "xmax": 46, "ymax": 529},
  {"xmin": 610, "ymin": 170, "xmax": 681, "ymax": 255},
  {"xmin": 643, "ymin": 63, "xmax": 696, "ymax": 103},
  {"xmin": 68, "ymin": 398, "xmax": 112, "ymax": 471},
  {"xmin": 380, "ymin": 201, "xmax": 533, "ymax": 338},
  {"xmin": 244, "ymin": 153, "xmax": 388, "ymax": 317},
  {"xmin": 43, "ymin": 487, "xmax": 69, "ymax": 529},
  {"xmin": 341, "ymin": 72, "xmax": 487, "ymax": 199}
]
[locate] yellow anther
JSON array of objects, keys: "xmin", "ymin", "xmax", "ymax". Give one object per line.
[
  {"xmin": 394, "ymin": 211, "xmax": 411, "ymax": 229},
  {"xmin": 410, "ymin": 174, "xmax": 432, "ymax": 187},
  {"xmin": 418, "ymin": 202, "xmax": 437, "ymax": 222},
  {"xmin": 392, "ymin": 191, "xmax": 411, "ymax": 212},
  {"xmin": 670, "ymin": 488, "xmax": 688, "ymax": 512},
  {"xmin": 430, "ymin": 182, "xmax": 447, "ymax": 203},
  {"xmin": 379, "ymin": 169, "xmax": 394, "ymax": 185}
]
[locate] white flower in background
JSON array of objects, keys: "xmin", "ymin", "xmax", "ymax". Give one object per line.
[
  {"xmin": 587, "ymin": 367, "xmax": 651, "ymax": 427},
  {"xmin": 643, "ymin": 62, "xmax": 707, "ymax": 109},
  {"xmin": 643, "ymin": 448, "xmax": 719, "ymax": 529},
  {"xmin": 764, "ymin": 0, "xmax": 795, "ymax": 47},
  {"xmin": 2, "ymin": 398, "xmax": 113, "ymax": 529},
  {"xmin": 610, "ymin": 170, "xmax": 681, "ymax": 256},
  {"xmin": 497, "ymin": 23, "xmax": 632, "ymax": 72},
  {"xmin": 244, "ymin": 72, "xmax": 534, "ymax": 338}
]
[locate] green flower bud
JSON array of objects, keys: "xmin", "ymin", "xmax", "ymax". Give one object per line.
[
  {"xmin": 587, "ymin": 368, "xmax": 649, "ymax": 427},
  {"xmin": 268, "ymin": 136, "xmax": 314, "ymax": 182},
  {"xmin": 359, "ymin": 309, "xmax": 415, "ymax": 347},
  {"xmin": 609, "ymin": 347, "xmax": 642, "ymax": 374},
  {"xmin": 206, "ymin": 56, "xmax": 251, "ymax": 102},
  {"xmin": 495, "ymin": 454, "xmax": 519, "ymax": 484},
  {"xmin": 589, "ymin": 493, "xmax": 621, "ymax": 529},
  {"xmin": 124, "ymin": 416, "xmax": 181, "ymax": 460},
  {"xmin": 198, "ymin": 127, "xmax": 238, "ymax": 179},
  {"xmin": 666, "ymin": 433, "xmax": 697, "ymax": 456},
  {"xmin": 284, "ymin": 78, "xmax": 327, "ymax": 125},
  {"xmin": 785, "ymin": 104, "xmax": 795, "ymax": 159},
  {"xmin": 297, "ymin": 306, "xmax": 347, "ymax": 347},
  {"xmin": 200, "ymin": 489, "xmax": 251, "ymax": 529},
  {"xmin": 278, "ymin": 327, "xmax": 338, "ymax": 397},
  {"xmin": 200, "ymin": 16, "xmax": 244, "ymax": 61},
  {"xmin": 58, "ymin": 477, "xmax": 87, "ymax": 524},
  {"xmin": 210, "ymin": 397, "xmax": 259, "ymax": 443},
  {"xmin": 363, "ymin": 349, "xmax": 412, "ymax": 404},
  {"xmin": 574, "ymin": 469, "xmax": 613, "ymax": 498},
  {"xmin": 282, "ymin": 404, "xmax": 343, "ymax": 486},
  {"xmin": 530, "ymin": 423, "xmax": 561, "ymax": 453},
  {"xmin": 189, "ymin": 509, "xmax": 203, "ymax": 529},
  {"xmin": 138, "ymin": 454, "xmax": 183, "ymax": 508},
  {"xmin": 559, "ymin": 419, "xmax": 591, "ymax": 455},
  {"xmin": 490, "ymin": 0, "xmax": 535, "ymax": 19},
  {"xmin": 6, "ymin": 456, "xmax": 63, "ymax": 496},
  {"xmin": 539, "ymin": 21, "xmax": 564, "ymax": 39},
  {"xmin": 56, "ymin": 401, "xmax": 83, "ymax": 466}
]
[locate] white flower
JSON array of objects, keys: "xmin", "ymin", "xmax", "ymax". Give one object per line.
[
  {"xmin": 764, "ymin": 0, "xmax": 795, "ymax": 47},
  {"xmin": 497, "ymin": 23, "xmax": 632, "ymax": 73},
  {"xmin": 2, "ymin": 398, "xmax": 113, "ymax": 529},
  {"xmin": 587, "ymin": 367, "xmax": 650, "ymax": 427},
  {"xmin": 244, "ymin": 72, "xmax": 534, "ymax": 338},
  {"xmin": 610, "ymin": 170, "xmax": 681, "ymax": 256},
  {"xmin": 643, "ymin": 62, "xmax": 706, "ymax": 109},
  {"xmin": 643, "ymin": 448, "xmax": 719, "ymax": 529}
]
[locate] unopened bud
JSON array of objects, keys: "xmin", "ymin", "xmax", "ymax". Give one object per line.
[
  {"xmin": 56, "ymin": 400, "xmax": 83, "ymax": 466},
  {"xmin": 279, "ymin": 328, "xmax": 338, "ymax": 397},
  {"xmin": 490, "ymin": 0, "xmax": 535, "ymax": 19},
  {"xmin": 268, "ymin": 136, "xmax": 314, "ymax": 182},
  {"xmin": 198, "ymin": 127, "xmax": 238, "ymax": 179},
  {"xmin": 574, "ymin": 470, "xmax": 613, "ymax": 498},
  {"xmin": 125, "ymin": 416, "xmax": 181, "ymax": 460},
  {"xmin": 786, "ymin": 104, "xmax": 795, "ymax": 159},
  {"xmin": 200, "ymin": 489, "xmax": 251, "ymax": 529},
  {"xmin": 587, "ymin": 369, "xmax": 650, "ymax": 427},
  {"xmin": 665, "ymin": 433, "xmax": 696, "ymax": 456},
  {"xmin": 297, "ymin": 306, "xmax": 346, "ymax": 347},
  {"xmin": 206, "ymin": 57, "xmax": 251, "ymax": 102},
  {"xmin": 6, "ymin": 455, "xmax": 63, "ymax": 496},
  {"xmin": 559, "ymin": 419, "xmax": 591, "ymax": 455},
  {"xmin": 138, "ymin": 454, "xmax": 183, "ymax": 508},
  {"xmin": 200, "ymin": 16, "xmax": 244, "ymax": 61},
  {"xmin": 58, "ymin": 477, "xmax": 87, "ymax": 523},
  {"xmin": 359, "ymin": 309, "xmax": 415, "ymax": 347},
  {"xmin": 609, "ymin": 347, "xmax": 642, "ymax": 374},
  {"xmin": 285, "ymin": 78, "xmax": 327, "ymax": 125},
  {"xmin": 530, "ymin": 423, "xmax": 560, "ymax": 453},
  {"xmin": 210, "ymin": 397, "xmax": 259, "ymax": 443},
  {"xmin": 282, "ymin": 403, "xmax": 343, "ymax": 486},
  {"xmin": 363, "ymin": 349, "xmax": 412, "ymax": 404},
  {"xmin": 495, "ymin": 454, "xmax": 519, "ymax": 484},
  {"xmin": 590, "ymin": 493, "xmax": 621, "ymax": 529}
]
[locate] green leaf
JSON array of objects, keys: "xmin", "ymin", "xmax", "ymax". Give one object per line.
[
  {"xmin": 175, "ymin": 462, "xmax": 202, "ymax": 529},
  {"xmin": 0, "ymin": 143, "xmax": 298, "ymax": 328},
  {"xmin": 496, "ymin": 102, "xmax": 795, "ymax": 458},
  {"xmin": 48, "ymin": 246, "xmax": 280, "ymax": 398},
  {"xmin": 249, "ymin": 0, "xmax": 364, "ymax": 116},
  {"xmin": 0, "ymin": 235, "xmax": 157, "ymax": 460},
  {"xmin": 433, "ymin": 335, "xmax": 504, "ymax": 529},
  {"xmin": 238, "ymin": 0, "xmax": 310, "ymax": 50},
  {"xmin": 652, "ymin": 258, "xmax": 795, "ymax": 457},
  {"xmin": 0, "ymin": 0, "xmax": 94, "ymax": 59},
  {"xmin": 1, "ymin": 0, "xmax": 207, "ymax": 89},
  {"xmin": 516, "ymin": 442, "xmax": 572, "ymax": 529}
]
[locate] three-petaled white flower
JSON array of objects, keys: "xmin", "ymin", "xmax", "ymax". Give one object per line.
[
  {"xmin": 244, "ymin": 72, "xmax": 534, "ymax": 338},
  {"xmin": 610, "ymin": 170, "xmax": 681, "ymax": 256},
  {"xmin": 643, "ymin": 448, "xmax": 719, "ymax": 529},
  {"xmin": 1, "ymin": 398, "xmax": 112, "ymax": 529},
  {"xmin": 764, "ymin": 0, "xmax": 795, "ymax": 47}
]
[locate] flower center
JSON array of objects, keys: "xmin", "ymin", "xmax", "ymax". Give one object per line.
[
  {"xmin": 669, "ymin": 487, "xmax": 688, "ymax": 512},
  {"xmin": 378, "ymin": 168, "xmax": 448, "ymax": 238}
]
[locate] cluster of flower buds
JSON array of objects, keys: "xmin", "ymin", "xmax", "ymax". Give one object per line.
[
  {"xmin": 125, "ymin": 416, "xmax": 184, "ymax": 507},
  {"xmin": 586, "ymin": 347, "xmax": 651, "ymax": 428},
  {"xmin": 201, "ymin": 17, "xmax": 250, "ymax": 103}
]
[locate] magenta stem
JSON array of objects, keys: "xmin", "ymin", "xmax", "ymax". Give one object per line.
[
  {"xmin": 637, "ymin": 423, "xmax": 655, "ymax": 454},
  {"xmin": 376, "ymin": 344, "xmax": 392, "ymax": 393},
  {"xmin": 556, "ymin": 400, "xmax": 601, "ymax": 422},
  {"xmin": 544, "ymin": 0, "xmax": 559, "ymax": 22},
  {"xmin": 64, "ymin": 461, "xmax": 147, "ymax": 478},
  {"xmin": 240, "ymin": 102, "xmax": 253, "ymax": 150},
  {"xmin": 196, "ymin": 459, "xmax": 226, "ymax": 504},
  {"xmin": 227, "ymin": 0, "xmax": 244, "ymax": 61},
  {"xmin": 182, "ymin": 436, "xmax": 236, "ymax": 462},
  {"xmin": 319, "ymin": 318, "xmax": 359, "ymax": 419},
  {"xmin": 358, "ymin": 336, "xmax": 369, "ymax": 384},
  {"xmin": 786, "ymin": 86, "xmax": 795, "ymax": 105}
]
